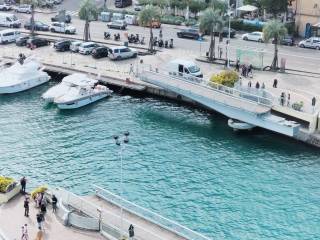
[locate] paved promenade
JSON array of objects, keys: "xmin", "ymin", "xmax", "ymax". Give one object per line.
[{"xmin": 0, "ymin": 194, "xmax": 104, "ymax": 240}]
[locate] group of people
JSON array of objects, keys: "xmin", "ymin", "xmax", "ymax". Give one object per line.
[
  {"xmin": 235, "ymin": 60, "xmax": 253, "ymax": 78},
  {"xmin": 247, "ymin": 80, "xmax": 265, "ymax": 90}
]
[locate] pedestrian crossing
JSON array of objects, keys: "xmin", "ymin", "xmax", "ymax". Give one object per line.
[{"xmin": 67, "ymin": 10, "xmax": 79, "ymax": 17}]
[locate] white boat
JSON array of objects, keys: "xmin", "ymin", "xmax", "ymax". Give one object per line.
[
  {"xmin": 0, "ymin": 59, "xmax": 50, "ymax": 94},
  {"xmin": 42, "ymin": 73, "xmax": 98, "ymax": 103},
  {"xmin": 54, "ymin": 84, "xmax": 112, "ymax": 109},
  {"xmin": 228, "ymin": 119, "xmax": 255, "ymax": 131}
]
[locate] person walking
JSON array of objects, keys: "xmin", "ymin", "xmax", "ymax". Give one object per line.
[
  {"xmin": 128, "ymin": 224, "xmax": 134, "ymax": 240},
  {"xmin": 261, "ymin": 82, "xmax": 265, "ymax": 89},
  {"xmin": 248, "ymin": 80, "xmax": 252, "ymax": 88},
  {"xmin": 273, "ymin": 79, "xmax": 278, "ymax": 88},
  {"xmin": 255, "ymin": 82, "xmax": 260, "ymax": 89},
  {"xmin": 312, "ymin": 96, "xmax": 316, "ymax": 113},
  {"xmin": 159, "ymin": 29, "xmax": 163, "ymax": 40},
  {"xmin": 21, "ymin": 224, "xmax": 28, "ymax": 240},
  {"xmin": 24, "ymin": 197, "xmax": 29, "ymax": 217},
  {"xmin": 52, "ymin": 195, "xmax": 58, "ymax": 213},
  {"xmin": 280, "ymin": 92, "xmax": 285, "ymax": 106},
  {"xmin": 287, "ymin": 93, "xmax": 291, "ymax": 107},
  {"xmin": 235, "ymin": 59, "xmax": 240, "ymax": 72},
  {"xmin": 36, "ymin": 212, "xmax": 44, "ymax": 230},
  {"xmin": 129, "ymin": 63, "xmax": 134, "ymax": 76},
  {"xmin": 20, "ymin": 177, "xmax": 26, "ymax": 194},
  {"xmin": 219, "ymin": 47, "xmax": 223, "ymax": 59},
  {"xmin": 248, "ymin": 64, "xmax": 253, "ymax": 78}
]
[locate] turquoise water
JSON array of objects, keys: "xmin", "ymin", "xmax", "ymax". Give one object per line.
[{"xmin": 0, "ymin": 82, "xmax": 320, "ymax": 240}]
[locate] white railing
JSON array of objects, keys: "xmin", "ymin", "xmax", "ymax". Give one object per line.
[
  {"xmin": 94, "ymin": 185, "xmax": 212, "ymax": 240},
  {"xmin": 142, "ymin": 68, "xmax": 273, "ymax": 107},
  {"xmin": 53, "ymin": 187, "xmax": 165, "ymax": 240}
]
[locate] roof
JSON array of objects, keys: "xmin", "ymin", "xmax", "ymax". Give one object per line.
[
  {"xmin": 169, "ymin": 59, "xmax": 197, "ymax": 67},
  {"xmin": 237, "ymin": 5, "xmax": 258, "ymax": 12},
  {"xmin": 0, "ymin": 29, "xmax": 20, "ymax": 33}
]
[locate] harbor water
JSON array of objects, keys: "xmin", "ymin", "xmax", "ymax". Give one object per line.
[{"xmin": 0, "ymin": 82, "xmax": 319, "ymax": 240}]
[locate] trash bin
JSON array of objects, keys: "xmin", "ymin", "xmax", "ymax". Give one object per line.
[
  {"xmin": 124, "ymin": 41, "xmax": 128, "ymax": 47},
  {"xmin": 280, "ymin": 58, "xmax": 286, "ymax": 72}
]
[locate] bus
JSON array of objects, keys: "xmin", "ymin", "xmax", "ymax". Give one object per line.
[{"xmin": 115, "ymin": 0, "xmax": 132, "ymax": 8}]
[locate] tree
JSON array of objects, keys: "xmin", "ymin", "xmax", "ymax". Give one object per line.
[
  {"xmin": 78, "ymin": 0, "xmax": 98, "ymax": 42},
  {"xmin": 261, "ymin": 0, "xmax": 288, "ymax": 17},
  {"xmin": 199, "ymin": 8, "xmax": 224, "ymax": 61},
  {"xmin": 263, "ymin": 19, "xmax": 287, "ymax": 70},
  {"xmin": 138, "ymin": 5, "xmax": 161, "ymax": 53},
  {"xmin": 23, "ymin": 0, "xmax": 39, "ymax": 36}
]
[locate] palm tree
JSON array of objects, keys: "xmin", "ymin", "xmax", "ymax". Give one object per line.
[
  {"xmin": 199, "ymin": 8, "xmax": 224, "ymax": 61},
  {"xmin": 78, "ymin": 0, "xmax": 98, "ymax": 42},
  {"xmin": 263, "ymin": 20, "xmax": 287, "ymax": 70},
  {"xmin": 138, "ymin": 5, "xmax": 161, "ymax": 53},
  {"xmin": 23, "ymin": 0, "xmax": 39, "ymax": 36}
]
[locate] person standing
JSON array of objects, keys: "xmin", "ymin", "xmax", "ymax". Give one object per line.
[
  {"xmin": 235, "ymin": 59, "xmax": 240, "ymax": 72},
  {"xmin": 20, "ymin": 177, "xmax": 26, "ymax": 194},
  {"xmin": 312, "ymin": 96, "xmax": 316, "ymax": 113},
  {"xmin": 21, "ymin": 224, "xmax": 28, "ymax": 240},
  {"xmin": 24, "ymin": 197, "xmax": 29, "ymax": 217},
  {"xmin": 248, "ymin": 80, "xmax": 252, "ymax": 88},
  {"xmin": 261, "ymin": 82, "xmax": 265, "ymax": 89},
  {"xmin": 128, "ymin": 224, "xmax": 134, "ymax": 240},
  {"xmin": 280, "ymin": 92, "xmax": 285, "ymax": 106},
  {"xmin": 287, "ymin": 93, "xmax": 291, "ymax": 107},
  {"xmin": 273, "ymin": 79, "xmax": 278, "ymax": 88},
  {"xmin": 36, "ymin": 213, "xmax": 44, "ymax": 230},
  {"xmin": 255, "ymin": 82, "xmax": 260, "ymax": 89},
  {"xmin": 52, "ymin": 195, "xmax": 58, "ymax": 213}
]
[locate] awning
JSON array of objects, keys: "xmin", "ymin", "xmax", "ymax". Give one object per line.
[{"xmin": 237, "ymin": 5, "xmax": 258, "ymax": 12}]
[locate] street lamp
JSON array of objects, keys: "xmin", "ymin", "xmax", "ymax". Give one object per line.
[
  {"xmin": 227, "ymin": 2, "xmax": 235, "ymax": 68},
  {"xmin": 113, "ymin": 131, "xmax": 130, "ymax": 240}
]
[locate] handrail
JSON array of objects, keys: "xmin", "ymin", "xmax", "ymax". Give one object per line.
[
  {"xmin": 53, "ymin": 187, "xmax": 165, "ymax": 240},
  {"xmin": 142, "ymin": 69, "xmax": 273, "ymax": 107},
  {"xmin": 94, "ymin": 185, "xmax": 212, "ymax": 240}
]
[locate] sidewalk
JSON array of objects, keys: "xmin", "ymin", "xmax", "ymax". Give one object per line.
[{"xmin": 0, "ymin": 194, "xmax": 104, "ymax": 240}]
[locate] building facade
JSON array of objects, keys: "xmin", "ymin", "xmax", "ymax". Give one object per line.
[{"xmin": 291, "ymin": 0, "xmax": 320, "ymax": 37}]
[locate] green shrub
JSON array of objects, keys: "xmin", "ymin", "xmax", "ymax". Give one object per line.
[
  {"xmin": 161, "ymin": 15, "xmax": 184, "ymax": 25},
  {"xmin": 0, "ymin": 176, "xmax": 15, "ymax": 193},
  {"xmin": 210, "ymin": 70, "xmax": 239, "ymax": 87},
  {"xmin": 31, "ymin": 186, "xmax": 48, "ymax": 200},
  {"xmin": 231, "ymin": 19, "xmax": 263, "ymax": 32},
  {"xmin": 185, "ymin": 19, "xmax": 198, "ymax": 26}
]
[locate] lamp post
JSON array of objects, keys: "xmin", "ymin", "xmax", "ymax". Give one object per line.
[
  {"xmin": 113, "ymin": 131, "xmax": 129, "ymax": 240},
  {"xmin": 227, "ymin": 2, "xmax": 235, "ymax": 69}
]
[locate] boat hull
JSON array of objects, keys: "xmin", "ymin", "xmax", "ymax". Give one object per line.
[
  {"xmin": 0, "ymin": 76, "xmax": 50, "ymax": 94},
  {"xmin": 57, "ymin": 92, "xmax": 109, "ymax": 109}
]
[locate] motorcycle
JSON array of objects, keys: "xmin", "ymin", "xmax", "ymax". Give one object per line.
[
  {"xmin": 140, "ymin": 37, "xmax": 145, "ymax": 45},
  {"xmin": 158, "ymin": 39, "xmax": 164, "ymax": 48},
  {"xmin": 104, "ymin": 32, "xmax": 111, "ymax": 40},
  {"xmin": 164, "ymin": 40, "xmax": 168, "ymax": 48}
]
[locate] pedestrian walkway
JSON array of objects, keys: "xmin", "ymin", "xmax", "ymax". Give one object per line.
[{"xmin": 0, "ymin": 194, "xmax": 104, "ymax": 240}]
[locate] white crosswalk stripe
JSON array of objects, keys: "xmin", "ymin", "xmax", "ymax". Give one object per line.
[{"xmin": 67, "ymin": 11, "xmax": 79, "ymax": 17}]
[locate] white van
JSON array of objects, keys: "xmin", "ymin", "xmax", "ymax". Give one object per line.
[
  {"xmin": 167, "ymin": 59, "xmax": 203, "ymax": 78},
  {"xmin": 0, "ymin": 29, "xmax": 21, "ymax": 44},
  {"xmin": 0, "ymin": 13, "xmax": 21, "ymax": 28}
]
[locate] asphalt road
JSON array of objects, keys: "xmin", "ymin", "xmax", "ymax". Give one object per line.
[{"xmin": 3, "ymin": 1, "xmax": 320, "ymax": 74}]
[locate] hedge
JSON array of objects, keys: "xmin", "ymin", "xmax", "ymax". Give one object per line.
[
  {"xmin": 210, "ymin": 70, "xmax": 239, "ymax": 87},
  {"xmin": 0, "ymin": 176, "xmax": 15, "ymax": 193},
  {"xmin": 161, "ymin": 15, "xmax": 184, "ymax": 25},
  {"xmin": 231, "ymin": 19, "xmax": 263, "ymax": 32}
]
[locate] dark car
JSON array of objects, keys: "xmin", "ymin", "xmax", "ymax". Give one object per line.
[
  {"xmin": 177, "ymin": 28, "xmax": 202, "ymax": 40},
  {"xmin": 26, "ymin": 38, "xmax": 50, "ymax": 49},
  {"xmin": 214, "ymin": 27, "xmax": 236, "ymax": 38},
  {"xmin": 54, "ymin": 39, "xmax": 71, "ymax": 51},
  {"xmin": 24, "ymin": 21, "xmax": 49, "ymax": 31},
  {"xmin": 272, "ymin": 35, "xmax": 295, "ymax": 46},
  {"xmin": 15, "ymin": 36, "xmax": 30, "ymax": 46},
  {"xmin": 92, "ymin": 46, "xmax": 109, "ymax": 59},
  {"xmin": 51, "ymin": 13, "xmax": 71, "ymax": 23}
]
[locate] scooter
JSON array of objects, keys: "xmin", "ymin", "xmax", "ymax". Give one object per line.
[
  {"xmin": 114, "ymin": 33, "xmax": 120, "ymax": 41},
  {"xmin": 140, "ymin": 37, "xmax": 145, "ymax": 45},
  {"xmin": 164, "ymin": 40, "xmax": 168, "ymax": 48},
  {"xmin": 158, "ymin": 39, "xmax": 164, "ymax": 48},
  {"xmin": 104, "ymin": 32, "xmax": 111, "ymax": 40}
]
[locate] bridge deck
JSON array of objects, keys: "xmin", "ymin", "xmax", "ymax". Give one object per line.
[{"xmin": 141, "ymin": 71, "xmax": 271, "ymax": 115}]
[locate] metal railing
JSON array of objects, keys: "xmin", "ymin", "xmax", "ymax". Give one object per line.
[
  {"xmin": 53, "ymin": 187, "xmax": 165, "ymax": 240},
  {"xmin": 142, "ymin": 68, "xmax": 273, "ymax": 107},
  {"xmin": 94, "ymin": 185, "xmax": 212, "ymax": 240}
]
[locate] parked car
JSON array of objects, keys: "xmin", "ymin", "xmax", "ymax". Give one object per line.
[
  {"xmin": 298, "ymin": 37, "xmax": 320, "ymax": 50},
  {"xmin": 26, "ymin": 38, "xmax": 50, "ymax": 49},
  {"xmin": 214, "ymin": 27, "xmax": 236, "ymax": 38},
  {"xmin": 24, "ymin": 21, "xmax": 49, "ymax": 31},
  {"xmin": 177, "ymin": 28, "xmax": 201, "ymax": 40},
  {"xmin": 272, "ymin": 35, "xmax": 295, "ymax": 46},
  {"xmin": 78, "ymin": 42, "xmax": 100, "ymax": 55},
  {"xmin": 92, "ymin": 46, "xmax": 109, "ymax": 59},
  {"xmin": 108, "ymin": 46, "xmax": 137, "ymax": 60},
  {"xmin": 107, "ymin": 20, "xmax": 127, "ymax": 30},
  {"xmin": 53, "ymin": 0, "xmax": 63, "ymax": 4},
  {"xmin": 15, "ymin": 4, "xmax": 32, "ymax": 14},
  {"xmin": 134, "ymin": 3, "xmax": 142, "ymax": 11},
  {"xmin": 51, "ymin": 13, "xmax": 71, "ymax": 23},
  {"xmin": 242, "ymin": 31, "xmax": 264, "ymax": 42},
  {"xmin": 15, "ymin": 36, "xmax": 30, "ymax": 46},
  {"xmin": 0, "ymin": 3, "xmax": 11, "ymax": 11},
  {"xmin": 0, "ymin": 29, "xmax": 20, "ymax": 44},
  {"xmin": 70, "ymin": 40, "xmax": 83, "ymax": 52},
  {"xmin": 50, "ymin": 22, "xmax": 76, "ymax": 34},
  {"xmin": 53, "ymin": 39, "xmax": 71, "ymax": 51}
]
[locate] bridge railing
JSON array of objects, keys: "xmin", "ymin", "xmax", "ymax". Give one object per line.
[
  {"xmin": 94, "ymin": 185, "xmax": 212, "ymax": 240},
  {"xmin": 142, "ymin": 68, "xmax": 273, "ymax": 107}
]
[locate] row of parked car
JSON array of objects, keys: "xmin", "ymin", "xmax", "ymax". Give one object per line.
[
  {"xmin": 53, "ymin": 39, "xmax": 138, "ymax": 60},
  {"xmin": 0, "ymin": 0, "xmax": 63, "ymax": 12}
]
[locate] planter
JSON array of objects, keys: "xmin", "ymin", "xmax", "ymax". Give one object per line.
[{"xmin": 0, "ymin": 184, "xmax": 21, "ymax": 204}]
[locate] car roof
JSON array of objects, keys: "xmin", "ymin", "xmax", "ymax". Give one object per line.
[
  {"xmin": 109, "ymin": 46, "xmax": 128, "ymax": 50},
  {"xmin": 0, "ymin": 29, "xmax": 19, "ymax": 33},
  {"xmin": 169, "ymin": 59, "xmax": 196, "ymax": 67},
  {"xmin": 81, "ymin": 42, "xmax": 95, "ymax": 46}
]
